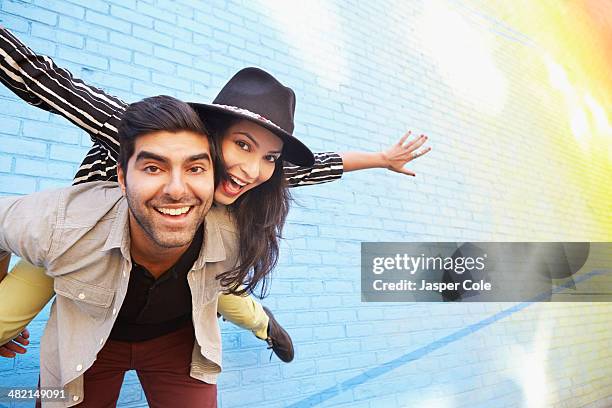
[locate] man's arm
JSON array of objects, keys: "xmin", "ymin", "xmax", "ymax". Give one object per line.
[
  {"xmin": 0, "ymin": 26, "xmax": 126, "ymax": 157},
  {"xmin": 0, "ymin": 329, "xmax": 29, "ymax": 358}
]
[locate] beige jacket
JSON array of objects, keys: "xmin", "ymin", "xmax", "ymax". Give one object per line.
[{"xmin": 0, "ymin": 181, "xmax": 238, "ymax": 407}]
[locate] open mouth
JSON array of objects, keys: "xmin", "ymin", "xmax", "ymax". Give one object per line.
[
  {"xmin": 155, "ymin": 206, "xmax": 193, "ymax": 217},
  {"xmin": 222, "ymin": 175, "xmax": 250, "ymax": 197}
]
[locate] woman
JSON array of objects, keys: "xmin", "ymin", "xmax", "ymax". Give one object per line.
[{"xmin": 0, "ymin": 28, "xmax": 430, "ymax": 359}]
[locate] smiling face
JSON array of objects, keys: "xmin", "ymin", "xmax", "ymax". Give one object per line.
[
  {"xmin": 214, "ymin": 119, "xmax": 284, "ymax": 205},
  {"xmin": 118, "ymin": 130, "xmax": 215, "ymax": 251}
]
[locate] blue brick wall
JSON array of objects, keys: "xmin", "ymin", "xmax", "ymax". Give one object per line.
[{"xmin": 1, "ymin": 1, "xmax": 612, "ymax": 408}]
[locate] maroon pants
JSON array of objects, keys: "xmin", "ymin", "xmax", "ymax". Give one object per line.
[{"xmin": 38, "ymin": 324, "xmax": 216, "ymax": 408}]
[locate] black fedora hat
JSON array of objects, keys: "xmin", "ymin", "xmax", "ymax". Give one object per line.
[{"xmin": 189, "ymin": 67, "xmax": 314, "ymax": 166}]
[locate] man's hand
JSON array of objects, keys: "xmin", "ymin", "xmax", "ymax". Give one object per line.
[
  {"xmin": 381, "ymin": 131, "xmax": 431, "ymax": 176},
  {"xmin": 0, "ymin": 329, "xmax": 30, "ymax": 358}
]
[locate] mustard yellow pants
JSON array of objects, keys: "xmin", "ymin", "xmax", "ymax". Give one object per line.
[{"xmin": 0, "ymin": 260, "xmax": 269, "ymax": 344}]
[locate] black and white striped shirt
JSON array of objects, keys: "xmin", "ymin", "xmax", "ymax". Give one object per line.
[{"xmin": 0, "ymin": 27, "xmax": 344, "ymax": 187}]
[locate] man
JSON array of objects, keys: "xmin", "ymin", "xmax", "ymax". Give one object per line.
[{"xmin": 0, "ymin": 95, "xmax": 257, "ymax": 407}]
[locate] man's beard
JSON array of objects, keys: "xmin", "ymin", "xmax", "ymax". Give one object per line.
[{"xmin": 125, "ymin": 186, "xmax": 210, "ymax": 249}]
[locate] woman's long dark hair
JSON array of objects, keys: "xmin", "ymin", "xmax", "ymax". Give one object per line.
[{"xmin": 206, "ymin": 114, "xmax": 291, "ymax": 298}]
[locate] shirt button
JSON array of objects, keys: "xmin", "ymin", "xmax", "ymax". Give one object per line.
[
  {"xmin": 76, "ymin": 364, "xmax": 83, "ymax": 371},
  {"xmin": 73, "ymin": 395, "xmax": 79, "ymax": 402},
  {"xmin": 100, "ymin": 338, "xmax": 104, "ymax": 345},
  {"xmin": 123, "ymin": 270, "xmax": 127, "ymax": 278},
  {"xmin": 77, "ymin": 293, "xmax": 85, "ymax": 300},
  {"xmin": 112, "ymin": 308, "xmax": 117, "ymax": 315}
]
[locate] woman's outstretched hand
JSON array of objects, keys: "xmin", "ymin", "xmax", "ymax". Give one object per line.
[{"xmin": 381, "ymin": 131, "xmax": 431, "ymax": 176}]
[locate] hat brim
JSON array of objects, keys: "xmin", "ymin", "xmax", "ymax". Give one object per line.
[{"xmin": 189, "ymin": 102, "xmax": 315, "ymax": 167}]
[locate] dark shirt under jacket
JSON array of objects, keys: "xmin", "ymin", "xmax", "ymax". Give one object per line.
[{"xmin": 109, "ymin": 225, "xmax": 204, "ymax": 342}]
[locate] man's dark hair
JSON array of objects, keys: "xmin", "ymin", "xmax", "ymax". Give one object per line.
[{"xmin": 117, "ymin": 95, "xmax": 219, "ymax": 183}]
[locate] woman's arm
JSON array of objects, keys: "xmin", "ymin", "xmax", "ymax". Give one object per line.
[
  {"xmin": 283, "ymin": 152, "xmax": 344, "ymax": 187},
  {"xmin": 284, "ymin": 132, "xmax": 431, "ymax": 187},
  {"xmin": 1, "ymin": 26, "xmax": 431, "ymax": 187},
  {"xmin": 0, "ymin": 26, "xmax": 354, "ymax": 188},
  {"xmin": 0, "ymin": 26, "xmax": 126, "ymax": 157},
  {"xmin": 341, "ymin": 132, "xmax": 430, "ymax": 175},
  {"xmin": 0, "ymin": 26, "xmax": 132, "ymax": 184}
]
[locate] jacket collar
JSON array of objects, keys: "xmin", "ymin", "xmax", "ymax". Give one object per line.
[
  {"xmin": 102, "ymin": 197, "xmax": 130, "ymax": 260},
  {"xmin": 194, "ymin": 205, "xmax": 227, "ymax": 267}
]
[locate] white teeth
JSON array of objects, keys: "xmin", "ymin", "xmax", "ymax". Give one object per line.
[
  {"xmin": 230, "ymin": 175, "xmax": 246, "ymax": 187},
  {"xmin": 157, "ymin": 207, "xmax": 190, "ymax": 216}
]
